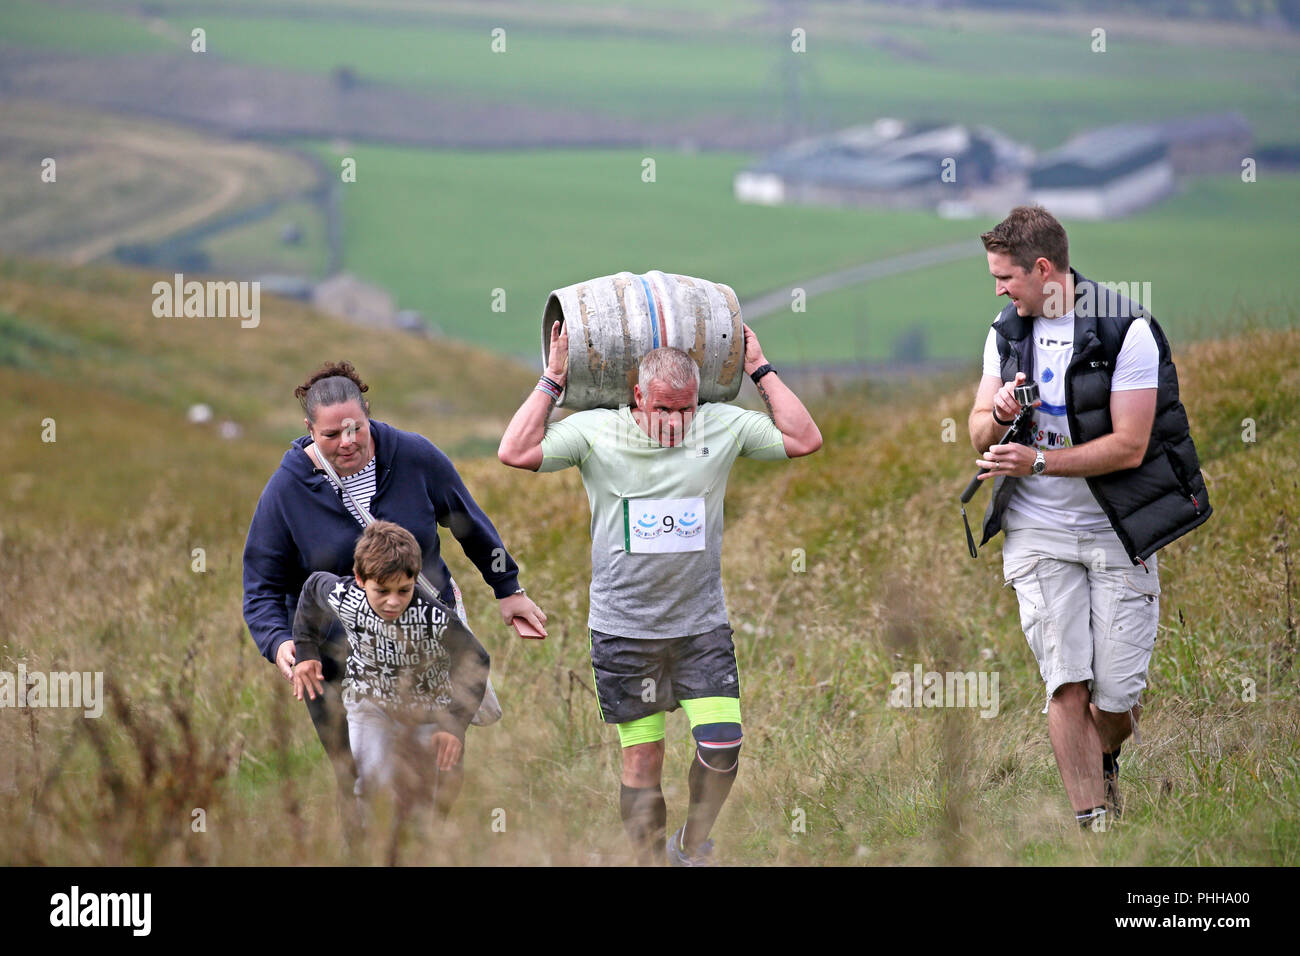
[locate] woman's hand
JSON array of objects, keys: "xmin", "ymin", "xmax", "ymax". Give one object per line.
[
  {"xmin": 276, "ymin": 640, "xmax": 297, "ymax": 681},
  {"xmin": 498, "ymin": 592, "xmax": 547, "ymax": 638}
]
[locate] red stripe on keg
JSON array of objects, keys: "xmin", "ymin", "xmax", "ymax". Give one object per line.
[{"xmin": 649, "ymin": 277, "xmax": 668, "ymax": 349}]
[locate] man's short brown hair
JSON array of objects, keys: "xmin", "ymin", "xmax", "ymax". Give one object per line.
[
  {"xmin": 353, "ymin": 520, "xmax": 422, "ymax": 583},
  {"xmin": 981, "ymin": 205, "xmax": 1070, "ymax": 274}
]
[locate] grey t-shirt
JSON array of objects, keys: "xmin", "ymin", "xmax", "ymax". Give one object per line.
[{"xmin": 539, "ymin": 402, "xmax": 787, "ymax": 638}]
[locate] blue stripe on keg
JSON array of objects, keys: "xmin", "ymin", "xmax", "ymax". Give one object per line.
[{"xmin": 637, "ymin": 275, "xmax": 660, "ymax": 349}]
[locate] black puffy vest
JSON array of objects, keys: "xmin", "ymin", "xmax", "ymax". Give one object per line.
[{"xmin": 980, "ymin": 269, "xmax": 1212, "ymax": 564}]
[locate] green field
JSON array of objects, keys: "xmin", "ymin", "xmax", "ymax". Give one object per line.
[
  {"xmin": 0, "ymin": 0, "xmax": 170, "ymax": 55},
  {"xmin": 308, "ymin": 143, "xmax": 978, "ymax": 359},
  {"xmin": 199, "ymin": 199, "xmax": 329, "ymax": 280},
  {"xmin": 311, "ymin": 140, "xmax": 1299, "ymax": 363},
  {"xmin": 764, "ymin": 174, "xmax": 1300, "ymax": 364},
  {"xmin": 179, "ymin": 13, "xmax": 1298, "ymax": 147},
  {"xmin": 2, "ymin": 1, "xmax": 1296, "ymax": 148}
]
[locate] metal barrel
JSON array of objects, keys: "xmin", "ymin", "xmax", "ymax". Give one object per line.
[{"xmin": 541, "ymin": 270, "xmax": 745, "ymax": 410}]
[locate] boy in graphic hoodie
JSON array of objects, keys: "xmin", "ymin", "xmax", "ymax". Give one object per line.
[{"xmin": 292, "ymin": 520, "xmax": 490, "ymax": 815}]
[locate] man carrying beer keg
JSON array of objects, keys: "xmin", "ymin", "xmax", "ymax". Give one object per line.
[
  {"xmin": 499, "ymin": 320, "xmax": 822, "ymax": 865},
  {"xmin": 968, "ymin": 205, "xmax": 1210, "ymax": 831}
]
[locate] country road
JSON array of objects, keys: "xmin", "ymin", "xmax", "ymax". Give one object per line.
[{"xmin": 743, "ymin": 238, "xmax": 984, "ymax": 322}]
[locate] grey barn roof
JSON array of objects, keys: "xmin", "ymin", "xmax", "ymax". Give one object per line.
[
  {"xmin": 746, "ymin": 121, "xmax": 1014, "ymax": 190},
  {"xmin": 1031, "ymin": 126, "xmax": 1167, "ymax": 189},
  {"xmin": 1031, "ymin": 112, "xmax": 1252, "ymax": 189}
]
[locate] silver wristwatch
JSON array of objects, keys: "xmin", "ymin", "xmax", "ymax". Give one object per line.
[{"xmin": 1031, "ymin": 450, "xmax": 1047, "ymax": 476}]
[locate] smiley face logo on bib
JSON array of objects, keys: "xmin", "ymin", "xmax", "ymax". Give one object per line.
[
  {"xmin": 633, "ymin": 512, "xmax": 663, "ymax": 540},
  {"xmin": 675, "ymin": 510, "xmax": 703, "ymax": 540},
  {"xmin": 624, "ymin": 497, "xmax": 706, "ymax": 553}
]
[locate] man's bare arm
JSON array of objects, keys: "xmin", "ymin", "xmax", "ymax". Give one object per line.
[
  {"xmin": 969, "ymin": 374, "xmax": 1006, "ymax": 453},
  {"xmin": 744, "ymin": 324, "xmax": 822, "ymax": 458}
]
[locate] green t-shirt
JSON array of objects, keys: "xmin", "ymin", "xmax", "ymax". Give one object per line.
[{"xmin": 539, "ymin": 402, "xmax": 787, "ymax": 638}]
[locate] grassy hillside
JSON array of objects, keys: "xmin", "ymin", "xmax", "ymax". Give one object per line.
[
  {"xmin": 0, "ymin": 100, "xmax": 320, "ymax": 266},
  {"xmin": 0, "ymin": 256, "xmax": 1295, "ymax": 865}
]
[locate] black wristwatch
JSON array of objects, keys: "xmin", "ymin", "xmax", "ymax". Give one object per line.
[{"xmin": 750, "ymin": 363, "xmax": 777, "ymax": 384}]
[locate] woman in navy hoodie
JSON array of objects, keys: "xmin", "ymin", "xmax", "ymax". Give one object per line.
[{"xmin": 242, "ymin": 361, "xmax": 547, "ymax": 787}]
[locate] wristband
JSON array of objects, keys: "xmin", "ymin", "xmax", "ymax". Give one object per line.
[
  {"xmin": 992, "ymin": 409, "xmax": 1015, "ymax": 427},
  {"xmin": 750, "ymin": 363, "xmax": 777, "ymax": 384},
  {"xmin": 536, "ymin": 377, "xmax": 562, "ymax": 400}
]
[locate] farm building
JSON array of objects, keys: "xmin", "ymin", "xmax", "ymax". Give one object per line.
[
  {"xmin": 734, "ymin": 118, "xmax": 1033, "ymax": 211},
  {"xmin": 1029, "ymin": 113, "xmax": 1251, "ymax": 220},
  {"xmin": 740, "ymin": 112, "xmax": 1252, "ymax": 221},
  {"xmin": 1150, "ymin": 112, "xmax": 1252, "ymax": 175},
  {"xmin": 1029, "ymin": 126, "xmax": 1175, "ymax": 220}
]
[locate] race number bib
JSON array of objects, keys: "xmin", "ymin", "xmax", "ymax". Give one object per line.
[{"xmin": 622, "ymin": 497, "xmax": 706, "ymax": 553}]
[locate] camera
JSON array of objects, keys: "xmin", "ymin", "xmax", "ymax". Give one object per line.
[{"xmin": 1013, "ymin": 380, "xmax": 1039, "ymax": 409}]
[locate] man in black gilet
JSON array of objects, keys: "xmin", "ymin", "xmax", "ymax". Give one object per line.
[{"xmin": 967, "ymin": 206, "xmax": 1210, "ymax": 831}]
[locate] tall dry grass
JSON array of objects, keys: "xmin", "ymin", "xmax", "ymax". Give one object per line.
[{"xmin": 2, "ymin": 258, "xmax": 1296, "ymax": 864}]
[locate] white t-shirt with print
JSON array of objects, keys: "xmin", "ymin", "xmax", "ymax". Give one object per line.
[{"xmin": 981, "ymin": 311, "xmax": 1159, "ymax": 530}]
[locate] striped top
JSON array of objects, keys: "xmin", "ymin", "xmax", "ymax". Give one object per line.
[{"xmin": 337, "ymin": 455, "xmax": 377, "ymax": 524}]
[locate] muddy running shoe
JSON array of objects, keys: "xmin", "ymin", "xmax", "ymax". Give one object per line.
[
  {"xmin": 1103, "ymin": 749, "xmax": 1123, "ymax": 819},
  {"xmin": 666, "ymin": 826, "xmax": 715, "ymax": 867}
]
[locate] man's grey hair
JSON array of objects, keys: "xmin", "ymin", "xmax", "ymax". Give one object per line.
[{"xmin": 637, "ymin": 347, "xmax": 700, "ymax": 393}]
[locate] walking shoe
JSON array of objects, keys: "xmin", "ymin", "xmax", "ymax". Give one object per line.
[
  {"xmin": 1103, "ymin": 750, "xmax": 1123, "ymax": 820},
  {"xmin": 666, "ymin": 825, "xmax": 715, "ymax": 866},
  {"xmin": 1076, "ymin": 806, "xmax": 1109, "ymax": 832}
]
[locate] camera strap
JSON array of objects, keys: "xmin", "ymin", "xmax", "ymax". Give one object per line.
[
  {"xmin": 959, "ymin": 400, "xmax": 1035, "ymax": 560},
  {"xmin": 961, "ymin": 505, "xmax": 978, "ymax": 559}
]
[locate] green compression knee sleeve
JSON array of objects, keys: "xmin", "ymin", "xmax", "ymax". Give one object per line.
[{"xmin": 616, "ymin": 712, "xmax": 666, "ymax": 748}]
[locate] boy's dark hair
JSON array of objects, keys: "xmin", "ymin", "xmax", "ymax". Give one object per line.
[
  {"xmin": 981, "ymin": 205, "xmax": 1070, "ymax": 274},
  {"xmin": 354, "ymin": 520, "xmax": 422, "ymax": 583}
]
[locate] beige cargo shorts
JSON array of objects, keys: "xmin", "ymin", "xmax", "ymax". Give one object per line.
[{"xmin": 1000, "ymin": 511, "xmax": 1160, "ymax": 715}]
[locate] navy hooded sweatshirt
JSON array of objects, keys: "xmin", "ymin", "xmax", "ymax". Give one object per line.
[{"xmin": 242, "ymin": 418, "xmax": 521, "ymax": 663}]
